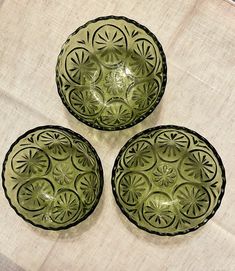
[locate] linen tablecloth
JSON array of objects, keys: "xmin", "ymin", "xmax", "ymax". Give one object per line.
[{"xmin": 0, "ymin": 0, "xmax": 235, "ymax": 270}]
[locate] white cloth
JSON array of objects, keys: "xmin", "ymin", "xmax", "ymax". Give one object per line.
[{"xmin": 0, "ymin": 0, "xmax": 235, "ymax": 270}]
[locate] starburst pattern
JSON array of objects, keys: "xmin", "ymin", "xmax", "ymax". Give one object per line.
[
  {"xmin": 175, "ymin": 184, "xmax": 210, "ymax": 218},
  {"xmin": 131, "ymin": 80, "xmax": 158, "ymax": 109},
  {"xmin": 13, "ymin": 148, "xmax": 49, "ymax": 175},
  {"xmin": 93, "ymin": 25, "xmax": 126, "ymax": 64},
  {"xmin": 76, "ymin": 173, "xmax": 98, "ymax": 204},
  {"xmin": 66, "ymin": 48, "xmax": 100, "ymax": 84},
  {"xmin": 51, "ymin": 191, "xmax": 80, "ymax": 223},
  {"xmin": 153, "ymin": 164, "xmax": 177, "ymax": 187},
  {"xmin": 53, "ymin": 164, "xmax": 74, "ymax": 185},
  {"xmin": 101, "ymin": 102, "xmax": 132, "ymax": 126},
  {"xmin": 18, "ymin": 179, "xmax": 54, "ymax": 211},
  {"xmin": 129, "ymin": 40, "xmax": 156, "ymax": 76},
  {"xmin": 119, "ymin": 173, "xmax": 149, "ymax": 205},
  {"xmin": 143, "ymin": 193, "xmax": 175, "ymax": 228},
  {"xmin": 70, "ymin": 89, "xmax": 102, "ymax": 116},
  {"xmin": 156, "ymin": 131, "xmax": 189, "ymax": 161},
  {"xmin": 181, "ymin": 150, "xmax": 216, "ymax": 181},
  {"xmin": 104, "ymin": 70, "xmax": 128, "ymax": 95},
  {"xmin": 124, "ymin": 141, "xmax": 154, "ymax": 168},
  {"xmin": 72, "ymin": 141, "xmax": 95, "ymax": 170},
  {"xmin": 39, "ymin": 131, "xmax": 71, "ymax": 159}
]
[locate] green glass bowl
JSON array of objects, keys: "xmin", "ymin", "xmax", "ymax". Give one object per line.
[
  {"xmin": 2, "ymin": 126, "xmax": 103, "ymax": 230},
  {"xmin": 112, "ymin": 125, "xmax": 226, "ymax": 236},
  {"xmin": 56, "ymin": 16, "xmax": 167, "ymax": 131}
]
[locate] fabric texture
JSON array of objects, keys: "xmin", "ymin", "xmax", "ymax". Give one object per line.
[{"xmin": 0, "ymin": 0, "xmax": 234, "ymax": 270}]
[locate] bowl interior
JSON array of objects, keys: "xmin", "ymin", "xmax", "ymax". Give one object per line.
[
  {"xmin": 56, "ymin": 16, "xmax": 167, "ymax": 130},
  {"xmin": 112, "ymin": 125, "xmax": 225, "ymax": 235},
  {"xmin": 2, "ymin": 126, "xmax": 103, "ymax": 230}
]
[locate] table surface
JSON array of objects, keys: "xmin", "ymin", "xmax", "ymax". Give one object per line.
[{"xmin": 0, "ymin": 0, "xmax": 235, "ymax": 270}]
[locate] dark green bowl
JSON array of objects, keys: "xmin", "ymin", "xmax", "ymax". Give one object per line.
[
  {"xmin": 56, "ymin": 16, "xmax": 167, "ymax": 131},
  {"xmin": 112, "ymin": 125, "xmax": 226, "ymax": 236},
  {"xmin": 2, "ymin": 126, "xmax": 103, "ymax": 230}
]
